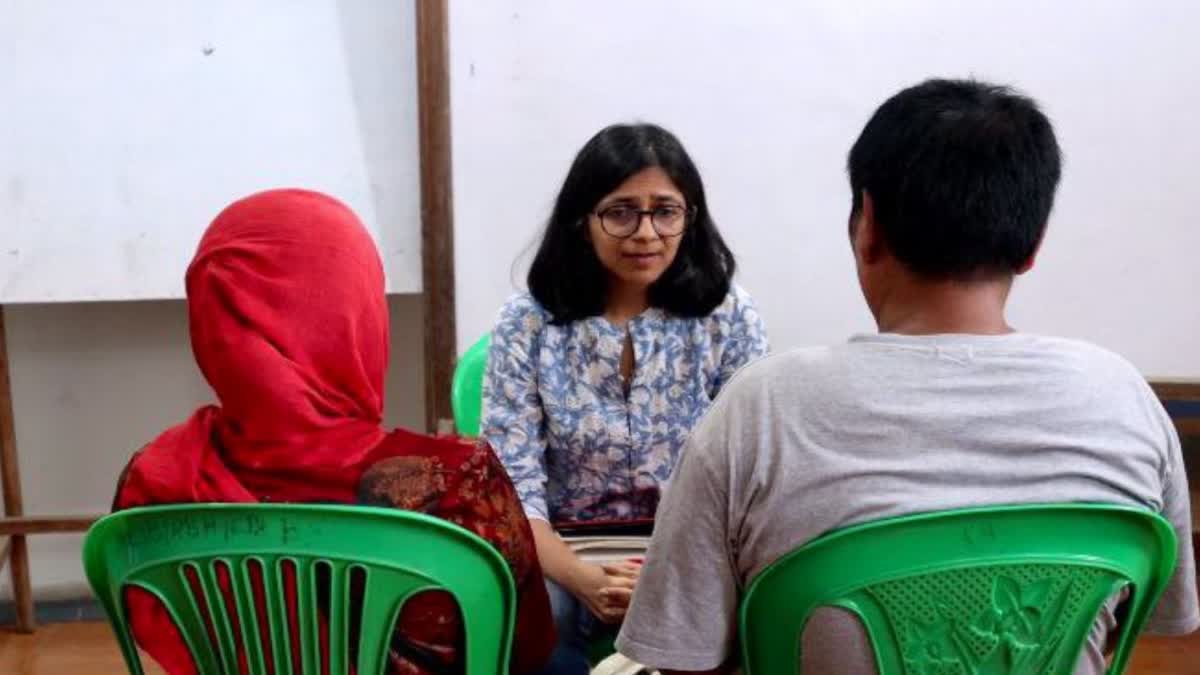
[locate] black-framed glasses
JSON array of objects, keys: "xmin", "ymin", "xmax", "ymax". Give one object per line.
[{"xmin": 593, "ymin": 204, "xmax": 694, "ymax": 239}]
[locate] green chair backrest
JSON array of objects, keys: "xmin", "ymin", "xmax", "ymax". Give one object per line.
[
  {"xmin": 739, "ymin": 504, "xmax": 1177, "ymax": 675},
  {"xmin": 83, "ymin": 503, "xmax": 516, "ymax": 675},
  {"xmin": 452, "ymin": 333, "xmax": 491, "ymax": 437}
]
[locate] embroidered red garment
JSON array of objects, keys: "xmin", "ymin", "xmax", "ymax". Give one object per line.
[{"xmin": 112, "ymin": 189, "xmax": 553, "ymax": 674}]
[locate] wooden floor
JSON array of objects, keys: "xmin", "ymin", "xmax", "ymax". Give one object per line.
[
  {"xmin": 0, "ymin": 623, "xmax": 164, "ymax": 674},
  {"xmin": 0, "ymin": 621, "xmax": 1196, "ymax": 674}
]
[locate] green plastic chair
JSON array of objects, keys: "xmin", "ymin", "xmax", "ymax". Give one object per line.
[
  {"xmin": 83, "ymin": 503, "xmax": 516, "ymax": 675},
  {"xmin": 452, "ymin": 333, "xmax": 491, "ymax": 437},
  {"xmin": 739, "ymin": 504, "xmax": 1177, "ymax": 675}
]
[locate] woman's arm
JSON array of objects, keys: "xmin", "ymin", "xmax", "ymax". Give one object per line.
[
  {"xmin": 530, "ymin": 518, "xmax": 638, "ymax": 623},
  {"xmin": 481, "ymin": 297, "xmax": 555, "ymax": 523},
  {"xmin": 711, "ymin": 287, "xmax": 769, "ymax": 395},
  {"xmin": 482, "ymin": 296, "xmax": 641, "ymax": 621}
]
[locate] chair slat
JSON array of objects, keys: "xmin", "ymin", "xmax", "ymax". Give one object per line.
[
  {"xmin": 262, "ymin": 557, "xmax": 297, "ymax": 675},
  {"xmin": 232, "ymin": 558, "xmax": 270, "ymax": 675},
  {"xmin": 326, "ymin": 561, "xmax": 348, "ymax": 675},
  {"xmin": 196, "ymin": 561, "xmax": 241, "ymax": 675}
]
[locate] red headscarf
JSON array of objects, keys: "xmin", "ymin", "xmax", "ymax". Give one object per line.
[
  {"xmin": 114, "ymin": 189, "xmax": 553, "ymax": 675},
  {"xmin": 116, "ymin": 188, "xmax": 391, "ymax": 507}
]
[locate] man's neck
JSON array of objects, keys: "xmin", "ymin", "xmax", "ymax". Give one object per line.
[{"xmin": 874, "ymin": 277, "xmax": 1014, "ymax": 336}]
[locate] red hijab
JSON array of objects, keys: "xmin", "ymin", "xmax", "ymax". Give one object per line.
[
  {"xmin": 116, "ymin": 189, "xmax": 392, "ymax": 508},
  {"xmin": 115, "ymin": 189, "xmax": 554, "ymax": 674}
]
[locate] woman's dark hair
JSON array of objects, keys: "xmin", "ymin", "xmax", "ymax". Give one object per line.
[{"xmin": 527, "ymin": 123, "xmax": 735, "ymax": 323}]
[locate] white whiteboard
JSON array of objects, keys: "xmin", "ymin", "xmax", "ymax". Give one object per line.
[
  {"xmin": 451, "ymin": 0, "xmax": 1200, "ymax": 378},
  {"xmin": 0, "ymin": 0, "xmax": 421, "ymax": 302}
]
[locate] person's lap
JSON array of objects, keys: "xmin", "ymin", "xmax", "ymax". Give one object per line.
[{"xmin": 537, "ymin": 580, "xmax": 605, "ymax": 675}]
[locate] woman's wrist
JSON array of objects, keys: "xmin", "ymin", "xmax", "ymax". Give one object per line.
[
  {"xmin": 559, "ymin": 557, "xmax": 595, "ymax": 597},
  {"xmin": 530, "ymin": 517, "xmax": 594, "ymax": 596}
]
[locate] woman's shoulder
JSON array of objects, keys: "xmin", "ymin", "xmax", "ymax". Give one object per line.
[
  {"xmin": 496, "ymin": 291, "xmax": 550, "ymax": 323},
  {"xmin": 683, "ymin": 284, "xmax": 769, "ymax": 355},
  {"xmin": 493, "ymin": 292, "xmax": 551, "ymax": 341},
  {"xmin": 701, "ymin": 283, "xmax": 760, "ymax": 325}
]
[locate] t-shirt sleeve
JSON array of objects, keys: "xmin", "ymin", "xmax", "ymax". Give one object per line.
[
  {"xmin": 616, "ymin": 423, "xmax": 740, "ymax": 671},
  {"xmin": 481, "ymin": 296, "xmax": 551, "ymax": 521},
  {"xmin": 1146, "ymin": 408, "xmax": 1200, "ymax": 635}
]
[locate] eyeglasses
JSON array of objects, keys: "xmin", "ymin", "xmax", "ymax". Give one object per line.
[{"xmin": 593, "ymin": 204, "xmax": 694, "ymax": 239}]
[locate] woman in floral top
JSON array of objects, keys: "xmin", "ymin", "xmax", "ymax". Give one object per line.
[{"xmin": 481, "ymin": 123, "xmax": 768, "ymax": 675}]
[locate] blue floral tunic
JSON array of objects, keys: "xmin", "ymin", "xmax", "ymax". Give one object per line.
[{"xmin": 481, "ymin": 287, "xmax": 768, "ymax": 523}]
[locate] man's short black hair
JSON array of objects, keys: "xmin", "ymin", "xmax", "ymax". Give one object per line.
[{"xmin": 848, "ymin": 78, "xmax": 1062, "ymax": 280}]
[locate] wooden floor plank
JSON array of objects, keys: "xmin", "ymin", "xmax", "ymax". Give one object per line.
[{"xmin": 0, "ymin": 623, "xmax": 164, "ymax": 675}]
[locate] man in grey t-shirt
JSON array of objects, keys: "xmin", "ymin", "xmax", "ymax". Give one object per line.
[{"xmin": 616, "ymin": 79, "xmax": 1199, "ymax": 674}]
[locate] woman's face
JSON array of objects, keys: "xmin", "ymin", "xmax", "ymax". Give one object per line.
[{"xmin": 586, "ymin": 166, "xmax": 688, "ymax": 294}]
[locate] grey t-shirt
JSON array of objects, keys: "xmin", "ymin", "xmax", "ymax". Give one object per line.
[{"xmin": 617, "ymin": 333, "xmax": 1199, "ymax": 673}]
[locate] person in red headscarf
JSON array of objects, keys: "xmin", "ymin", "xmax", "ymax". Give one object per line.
[{"xmin": 112, "ymin": 189, "xmax": 555, "ymax": 675}]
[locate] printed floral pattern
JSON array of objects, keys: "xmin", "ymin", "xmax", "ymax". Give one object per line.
[
  {"xmin": 356, "ymin": 439, "xmax": 553, "ymax": 675},
  {"xmin": 482, "ymin": 287, "xmax": 768, "ymax": 523}
]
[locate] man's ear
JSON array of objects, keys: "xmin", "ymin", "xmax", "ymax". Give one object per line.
[
  {"xmin": 1015, "ymin": 255, "xmax": 1036, "ymax": 274},
  {"xmin": 852, "ymin": 191, "xmax": 885, "ymax": 265},
  {"xmin": 1016, "ymin": 227, "xmax": 1046, "ymax": 275}
]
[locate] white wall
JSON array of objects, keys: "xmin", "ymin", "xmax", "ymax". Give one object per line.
[
  {"xmin": 0, "ymin": 295, "xmax": 424, "ymax": 599},
  {"xmin": 0, "ymin": 0, "xmax": 422, "ymax": 301},
  {"xmin": 0, "ymin": 0, "xmax": 429, "ymax": 600},
  {"xmin": 451, "ymin": 0, "xmax": 1200, "ymax": 378}
]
